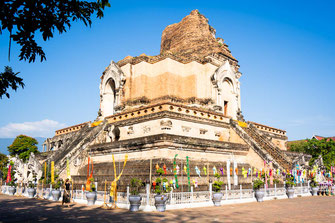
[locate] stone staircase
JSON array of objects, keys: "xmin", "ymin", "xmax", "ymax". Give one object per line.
[
  {"xmin": 230, "ymin": 119, "xmax": 292, "ymax": 170},
  {"xmin": 244, "ymin": 124, "xmax": 292, "ymax": 169},
  {"xmin": 47, "ymin": 121, "xmax": 108, "ymax": 174}
]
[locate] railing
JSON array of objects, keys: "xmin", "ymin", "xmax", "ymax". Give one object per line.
[
  {"xmin": 244, "ymin": 126, "xmax": 291, "ymax": 169},
  {"xmin": 1, "ymin": 184, "xmax": 330, "ymax": 210}
]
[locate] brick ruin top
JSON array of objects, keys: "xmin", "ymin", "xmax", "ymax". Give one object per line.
[{"xmin": 117, "ymin": 10, "xmax": 239, "ymax": 71}]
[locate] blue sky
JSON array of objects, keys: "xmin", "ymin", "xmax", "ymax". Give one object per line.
[{"xmin": 0, "ymin": 0, "xmax": 334, "ymax": 140}]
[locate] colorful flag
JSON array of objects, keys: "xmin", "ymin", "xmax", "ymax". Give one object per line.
[
  {"xmin": 6, "ymin": 165, "xmax": 12, "ymax": 183},
  {"xmin": 66, "ymin": 158, "xmax": 71, "ymax": 179},
  {"xmin": 44, "ymin": 162, "xmax": 47, "ymax": 182},
  {"xmin": 51, "ymin": 161, "xmax": 55, "ymax": 183}
]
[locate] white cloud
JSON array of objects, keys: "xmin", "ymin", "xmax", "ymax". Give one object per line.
[{"xmin": 0, "ymin": 119, "xmax": 67, "ymax": 138}]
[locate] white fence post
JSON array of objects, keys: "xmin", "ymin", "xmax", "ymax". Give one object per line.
[
  {"xmin": 170, "ymin": 189, "xmax": 173, "ymax": 205},
  {"xmin": 274, "ymin": 184, "xmax": 277, "ymax": 197},
  {"xmin": 239, "ymin": 185, "xmax": 242, "ymax": 199},
  {"xmin": 146, "ymin": 182, "xmax": 150, "ymax": 205},
  {"xmin": 209, "ymin": 180, "xmax": 212, "ymax": 200},
  {"xmin": 126, "ymin": 185, "xmax": 130, "ymax": 205},
  {"xmin": 81, "ymin": 185, "xmax": 84, "ymax": 200},
  {"xmin": 225, "ymin": 185, "xmax": 228, "ymax": 200},
  {"xmin": 143, "ymin": 180, "xmax": 151, "ymax": 212},
  {"xmin": 264, "ymin": 184, "xmax": 266, "ymax": 197},
  {"xmin": 191, "ymin": 186, "xmax": 194, "ymax": 203}
]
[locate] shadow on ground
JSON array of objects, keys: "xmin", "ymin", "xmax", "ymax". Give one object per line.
[{"xmin": 1, "ymin": 195, "xmax": 335, "ymax": 223}]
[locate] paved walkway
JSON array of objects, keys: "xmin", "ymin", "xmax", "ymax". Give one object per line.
[{"xmin": 0, "ymin": 194, "xmax": 334, "ymax": 222}]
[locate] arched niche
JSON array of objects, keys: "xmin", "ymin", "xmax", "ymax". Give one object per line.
[
  {"xmin": 101, "ymin": 78, "xmax": 116, "ymax": 117},
  {"xmin": 221, "ymin": 78, "xmax": 236, "ymax": 117},
  {"xmin": 99, "ymin": 61, "xmax": 126, "ymax": 118},
  {"xmin": 211, "ymin": 60, "xmax": 241, "ymax": 119}
]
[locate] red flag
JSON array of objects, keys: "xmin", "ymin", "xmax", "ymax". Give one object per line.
[
  {"xmin": 87, "ymin": 157, "xmax": 90, "ymax": 179},
  {"xmin": 90, "ymin": 159, "xmax": 93, "ymax": 178},
  {"xmin": 6, "ymin": 165, "xmax": 12, "ymax": 183}
]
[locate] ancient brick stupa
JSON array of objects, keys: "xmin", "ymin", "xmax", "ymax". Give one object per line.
[{"xmin": 42, "ymin": 10, "xmax": 296, "ymax": 191}]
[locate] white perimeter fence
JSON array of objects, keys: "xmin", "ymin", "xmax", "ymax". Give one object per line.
[{"xmin": 1, "ymin": 183, "xmax": 328, "ymax": 211}]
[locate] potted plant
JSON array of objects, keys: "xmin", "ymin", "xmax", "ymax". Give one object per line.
[
  {"xmin": 86, "ymin": 177, "xmax": 97, "ymax": 206},
  {"xmin": 310, "ymin": 178, "xmax": 319, "ymax": 196},
  {"xmin": 253, "ymin": 178, "xmax": 265, "ymax": 202},
  {"xmin": 51, "ymin": 179, "xmax": 62, "ymax": 201},
  {"xmin": 153, "ymin": 168, "xmax": 170, "ymax": 212},
  {"xmin": 8, "ymin": 181, "xmax": 17, "ymax": 195},
  {"xmin": 285, "ymin": 174, "xmax": 296, "ymax": 199},
  {"xmin": 212, "ymin": 173, "xmax": 224, "ymax": 206},
  {"xmin": 129, "ymin": 177, "xmax": 143, "ymax": 212},
  {"xmin": 27, "ymin": 181, "xmax": 36, "ymax": 198}
]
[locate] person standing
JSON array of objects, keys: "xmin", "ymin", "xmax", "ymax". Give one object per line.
[{"xmin": 62, "ymin": 179, "xmax": 71, "ymax": 208}]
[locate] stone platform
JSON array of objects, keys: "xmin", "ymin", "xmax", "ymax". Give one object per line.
[{"xmin": 72, "ymin": 158, "xmax": 252, "ymax": 191}]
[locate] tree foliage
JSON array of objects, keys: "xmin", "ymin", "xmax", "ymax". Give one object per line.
[
  {"xmin": 7, "ymin": 135, "xmax": 39, "ymax": 162},
  {"xmin": 288, "ymin": 140, "xmax": 309, "ymax": 153},
  {"xmin": 289, "ymin": 138, "xmax": 335, "ymax": 171},
  {"xmin": 305, "ymin": 138, "xmax": 335, "ymax": 171},
  {"xmin": 0, "ymin": 152, "xmax": 9, "ymax": 180},
  {"xmin": 0, "ymin": 66, "xmax": 24, "ymax": 98},
  {"xmin": 0, "ymin": 0, "xmax": 111, "ymax": 98}
]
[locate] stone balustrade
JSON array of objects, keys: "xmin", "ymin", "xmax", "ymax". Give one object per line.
[{"xmin": 55, "ymin": 122, "xmax": 91, "ymax": 136}]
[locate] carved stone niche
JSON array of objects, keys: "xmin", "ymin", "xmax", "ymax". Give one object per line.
[
  {"xmin": 143, "ymin": 126, "xmax": 151, "ymax": 134},
  {"xmin": 127, "ymin": 126, "xmax": 134, "ymax": 135},
  {"xmin": 73, "ymin": 156, "xmax": 81, "ymax": 167},
  {"xmin": 160, "ymin": 120, "xmax": 172, "ymax": 130},
  {"xmin": 213, "ymin": 105, "xmax": 222, "ymax": 112},
  {"xmin": 200, "ymin": 129, "xmax": 208, "ymax": 135},
  {"xmin": 182, "ymin": 126, "xmax": 191, "ymax": 133}
]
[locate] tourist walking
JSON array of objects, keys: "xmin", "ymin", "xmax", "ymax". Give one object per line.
[{"xmin": 62, "ymin": 179, "xmax": 71, "ymax": 208}]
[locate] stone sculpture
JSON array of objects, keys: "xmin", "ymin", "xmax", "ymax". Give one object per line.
[{"xmin": 10, "ymin": 153, "xmax": 43, "ymax": 184}]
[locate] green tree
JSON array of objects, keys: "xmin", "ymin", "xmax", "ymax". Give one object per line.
[
  {"xmin": 288, "ymin": 138, "xmax": 335, "ymax": 171},
  {"xmin": 0, "ymin": 0, "xmax": 110, "ymax": 98},
  {"xmin": 0, "ymin": 152, "xmax": 9, "ymax": 181},
  {"xmin": 288, "ymin": 140, "xmax": 309, "ymax": 153},
  {"xmin": 305, "ymin": 138, "xmax": 335, "ymax": 171},
  {"xmin": 8, "ymin": 135, "xmax": 39, "ymax": 162}
]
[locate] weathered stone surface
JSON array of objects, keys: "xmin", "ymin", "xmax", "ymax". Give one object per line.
[
  {"xmin": 160, "ymin": 9, "xmax": 236, "ymax": 61},
  {"xmin": 72, "ymin": 158, "xmax": 252, "ymax": 191},
  {"xmin": 89, "ymin": 133, "xmax": 249, "ymax": 155}
]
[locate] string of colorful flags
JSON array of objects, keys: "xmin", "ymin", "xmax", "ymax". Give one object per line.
[{"xmin": 151, "ymin": 155, "xmax": 335, "ymax": 189}]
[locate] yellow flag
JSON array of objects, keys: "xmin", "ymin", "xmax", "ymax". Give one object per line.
[
  {"xmin": 51, "ymin": 161, "xmax": 55, "ymax": 183},
  {"xmin": 44, "ymin": 162, "xmax": 47, "ymax": 182},
  {"xmin": 66, "ymin": 158, "xmax": 71, "ymax": 179}
]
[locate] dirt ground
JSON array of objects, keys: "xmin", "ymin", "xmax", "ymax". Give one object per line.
[{"xmin": 0, "ymin": 194, "xmax": 334, "ymax": 222}]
